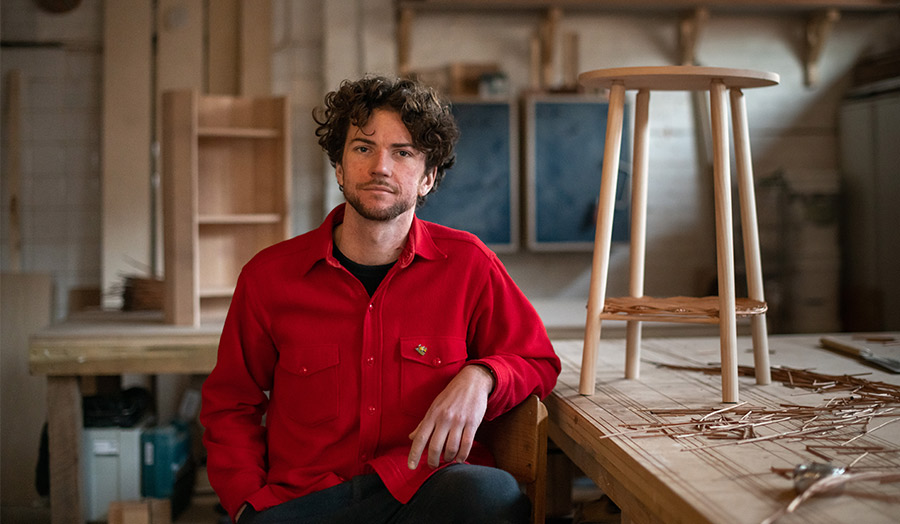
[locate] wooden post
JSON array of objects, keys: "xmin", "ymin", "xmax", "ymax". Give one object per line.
[{"xmin": 47, "ymin": 377, "xmax": 83, "ymax": 524}]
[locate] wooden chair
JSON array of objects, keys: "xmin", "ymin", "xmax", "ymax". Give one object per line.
[
  {"xmin": 479, "ymin": 394, "xmax": 549, "ymax": 524},
  {"xmin": 576, "ymin": 66, "xmax": 779, "ymax": 403}
]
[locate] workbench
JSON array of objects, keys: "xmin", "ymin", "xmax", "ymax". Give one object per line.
[
  {"xmin": 29, "ymin": 312, "xmax": 900, "ymax": 524},
  {"xmin": 547, "ymin": 335, "xmax": 900, "ymax": 524},
  {"xmin": 29, "ymin": 312, "xmax": 220, "ymax": 524}
]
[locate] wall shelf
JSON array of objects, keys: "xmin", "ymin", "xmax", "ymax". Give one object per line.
[
  {"xmin": 397, "ymin": 0, "xmax": 900, "ymax": 87},
  {"xmin": 397, "ymin": 1, "xmax": 900, "ymax": 13}
]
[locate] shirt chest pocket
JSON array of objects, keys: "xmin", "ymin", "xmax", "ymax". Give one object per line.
[
  {"xmin": 399, "ymin": 336, "xmax": 468, "ymax": 418},
  {"xmin": 275, "ymin": 344, "xmax": 340, "ymax": 426}
]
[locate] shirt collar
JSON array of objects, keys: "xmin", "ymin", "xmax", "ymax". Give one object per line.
[{"xmin": 300, "ymin": 204, "xmax": 446, "ymax": 275}]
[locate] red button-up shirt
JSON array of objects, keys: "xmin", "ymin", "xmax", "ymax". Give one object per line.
[{"xmin": 200, "ymin": 205, "xmax": 561, "ymax": 520}]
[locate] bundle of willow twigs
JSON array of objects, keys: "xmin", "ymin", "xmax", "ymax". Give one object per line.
[
  {"xmin": 657, "ymin": 363, "xmax": 900, "ymax": 401},
  {"xmin": 600, "ymin": 364, "xmax": 900, "ymax": 451}
]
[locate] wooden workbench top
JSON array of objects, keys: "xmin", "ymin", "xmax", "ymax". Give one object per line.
[
  {"xmin": 547, "ymin": 334, "xmax": 900, "ymax": 524},
  {"xmin": 28, "ymin": 311, "xmax": 222, "ymax": 376}
]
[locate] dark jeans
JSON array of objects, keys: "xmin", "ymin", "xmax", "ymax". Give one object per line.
[{"xmin": 238, "ymin": 464, "xmax": 530, "ymax": 524}]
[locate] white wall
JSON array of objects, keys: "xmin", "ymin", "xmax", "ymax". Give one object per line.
[
  {"xmin": 393, "ymin": 8, "xmax": 900, "ymax": 319},
  {"xmin": 1, "ymin": 0, "xmax": 898, "ymax": 321},
  {"xmin": 1, "ymin": 0, "xmax": 104, "ymax": 320}
]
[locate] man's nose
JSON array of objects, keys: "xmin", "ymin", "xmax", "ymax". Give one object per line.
[{"xmin": 370, "ymin": 149, "xmax": 392, "ymax": 176}]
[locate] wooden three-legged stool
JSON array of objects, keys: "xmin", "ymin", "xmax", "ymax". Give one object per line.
[{"xmin": 577, "ymin": 66, "xmax": 779, "ymax": 403}]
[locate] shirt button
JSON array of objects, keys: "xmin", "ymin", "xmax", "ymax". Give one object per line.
[
  {"xmin": 368, "ymin": 405, "xmax": 377, "ymax": 415},
  {"xmin": 300, "ymin": 366, "xmax": 308, "ymax": 375},
  {"xmin": 360, "ymin": 453, "xmax": 368, "ymax": 462},
  {"xmin": 368, "ymin": 303, "xmax": 374, "ymax": 311},
  {"xmin": 432, "ymin": 357, "xmax": 442, "ymax": 366},
  {"xmin": 366, "ymin": 357, "xmax": 375, "ymax": 366}
]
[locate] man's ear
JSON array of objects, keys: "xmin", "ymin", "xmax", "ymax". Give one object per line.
[
  {"xmin": 335, "ymin": 162, "xmax": 345, "ymax": 187},
  {"xmin": 419, "ymin": 167, "xmax": 437, "ymax": 196}
]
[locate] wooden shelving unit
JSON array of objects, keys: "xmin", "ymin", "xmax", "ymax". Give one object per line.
[{"xmin": 162, "ymin": 90, "xmax": 291, "ymax": 326}]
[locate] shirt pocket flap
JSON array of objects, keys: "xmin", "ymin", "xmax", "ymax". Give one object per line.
[
  {"xmin": 399, "ymin": 337, "xmax": 467, "ymax": 369},
  {"xmin": 278, "ymin": 343, "xmax": 340, "ymax": 376}
]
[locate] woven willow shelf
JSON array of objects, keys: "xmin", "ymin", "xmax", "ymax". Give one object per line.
[{"xmin": 599, "ymin": 296, "xmax": 768, "ymax": 325}]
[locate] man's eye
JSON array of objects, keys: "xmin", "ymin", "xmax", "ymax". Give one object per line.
[
  {"xmin": 356, "ymin": 146, "xmax": 370, "ymax": 153},
  {"xmin": 397, "ymin": 150, "xmax": 413, "ymax": 158}
]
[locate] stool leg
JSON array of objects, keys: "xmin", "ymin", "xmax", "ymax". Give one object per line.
[
  {"xmin": 626, "ymin": 88, "xmax": 651, "ymax": 379},
  {"xmin": 730, "ymin": 87, "xmax": 771, "ymax": 385},
  {"xmin": 581, "ymin": 81, "xmax": 626, "ymax": 395},
  {"xmin": 710, "ymin": 80, "xmax": 739, "ymax": 403}
]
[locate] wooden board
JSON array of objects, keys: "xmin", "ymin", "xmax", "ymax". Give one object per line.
[
  {"xmin": 548, "ymin": 335, "xmax": 900, "ymax": 524},
  {"xmin": 102, "ymin": 0, "xmax": 153, "ymax": 309},
  {"xmin": 29, "ymin": 312, "xmax": 220, "ymax": 376},
  {"xmin": 0, "ymin": 273, "xmax": 52, "ymax": 507}
]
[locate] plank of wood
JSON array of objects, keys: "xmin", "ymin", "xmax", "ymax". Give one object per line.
[
  {"xmin": 207, "ymin": 0, "xmax": 240, "ymax": 95},
  {"xmin": 239, "ymin": 0, "xmax": 272, "ymax": 95},
  {"xmin": 0, "ymin": 273, "xmax": 52, "ymax": 507},
  {"xmin": 102, "ymin": 0, "xmax": 153, "ymax": 309},
  {"xmin": 5, "ymin": 70, "xmax": 23, "ymax": 271}
]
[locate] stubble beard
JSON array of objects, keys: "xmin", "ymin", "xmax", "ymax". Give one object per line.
[{"xmin": 343, "ymin": 185, "xmax": 416, "ymax": 222}]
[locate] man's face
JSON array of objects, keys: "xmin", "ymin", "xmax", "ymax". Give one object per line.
[{"xmin": 336, "ymin": 109, "xmax": 435, "ymax": 222}]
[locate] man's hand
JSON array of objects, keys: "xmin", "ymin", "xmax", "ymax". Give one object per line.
[{"xmin": 408, "ymin": 364, "xmax": 494, "ymax": 470}]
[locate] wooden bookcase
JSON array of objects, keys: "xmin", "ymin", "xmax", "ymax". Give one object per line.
[{"xmin": 162, "ymin": 90, "xmax": 291, "ymax": 325}]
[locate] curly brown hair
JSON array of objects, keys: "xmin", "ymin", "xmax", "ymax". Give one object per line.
[{"xmin": 313, "ymin": 75, "xmax": 459, "ymax": 206}]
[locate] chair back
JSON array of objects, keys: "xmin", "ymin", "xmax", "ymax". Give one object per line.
[{"xmin": 478, "ymin": 394, "xmax": 548, "ymax": 524}]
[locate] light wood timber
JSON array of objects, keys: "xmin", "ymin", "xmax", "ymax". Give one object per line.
[
  {"xmin": 102, "ymin": 0, "xmax": 152, "ymax": 309},
  {"xmin": 239, "ymin": 0, "xmax": 272, "ymax": 96}
]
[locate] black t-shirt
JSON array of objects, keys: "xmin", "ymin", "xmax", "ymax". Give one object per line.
[{"xmin": 332, "ymin": 242, "xmax": 395, "ymax": 296}]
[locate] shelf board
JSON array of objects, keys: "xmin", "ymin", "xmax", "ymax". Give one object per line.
[
  {"xmin": 198, "ymin": 213, "xmax": 282, "ymax": 225},
  {"xmin": 199, "ymin": 287, "xmax": 235, "ymax": 299},
  {"xmin": 198, "ymin": 126, "xmax": 281, "ymax": 138},
  {"xmin": 398, "ymin": 0, "xmax": 900, "ymax": 12},
  {"xmin": 598, "ymin": 296, "xmax": 768, "ymax": 325}
]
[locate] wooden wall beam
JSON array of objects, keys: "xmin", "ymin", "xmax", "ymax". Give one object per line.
[
  {"xmin": 240, "ymin": 0, "xmax": 273, "ymax": 95},
  {"xmin": 102, "ymin": 0, "xmax": 153, "ymax": 309}
]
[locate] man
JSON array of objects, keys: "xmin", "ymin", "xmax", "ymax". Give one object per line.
[{"xmin": 200, "ymin": 75, "xmax": 560, "ymax": 524}]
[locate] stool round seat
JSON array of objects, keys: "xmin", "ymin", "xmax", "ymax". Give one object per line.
[{"xmin": 579, "ymin": 66, "xmax": 779, "ymax": 91}]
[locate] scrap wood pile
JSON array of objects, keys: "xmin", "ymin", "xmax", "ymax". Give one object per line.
[{"xmin": 603, "ymin": 364, "xmax": 900, "ymax": 459}]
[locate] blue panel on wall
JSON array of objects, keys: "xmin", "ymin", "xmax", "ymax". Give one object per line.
[
  {"xmin": 527, "ymin": 97, "xmax": 631, "ymax": 250},
  {"xmin": 417, "ymin": 101, "xmax": 517, "ymax": 251}
]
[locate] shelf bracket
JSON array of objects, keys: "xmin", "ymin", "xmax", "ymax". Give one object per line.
[
  {"xmin": 540, "ymin": 7, "xmax": 563, "ymax": 89},
  {"xmin": 678, "ymin": 7, "xmax": 710, "ymax": 66},
  {"xmin": 804, "ymin": 8, "xmax": 840, "ymax": 87}
]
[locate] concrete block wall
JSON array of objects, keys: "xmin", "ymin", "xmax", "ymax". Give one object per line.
[
  {"xmin": 2, "ymin": 0, "xmax": 898, "ymax": 328},
  {"xmin": 1, "ymin": 0, "xmax": 104, "ymax": 320}
]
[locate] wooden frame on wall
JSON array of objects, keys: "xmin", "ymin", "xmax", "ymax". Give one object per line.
[
  {"xmin": 417, "ymin": 98, "xmax": 520, "ymax": 252},
  {"xmin": 523, "ymin": 94, "xmax": 632, "ymax": 251}
]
